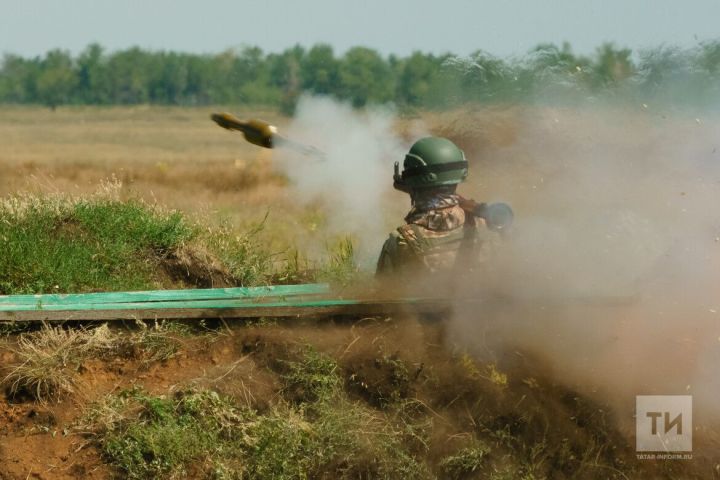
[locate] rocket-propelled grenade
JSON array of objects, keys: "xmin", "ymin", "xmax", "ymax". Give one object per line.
[
  {"xmin": 459, "ymin": 197, "xmax": 514, "ymax": 232},
  {"xmin": 211, "ymin": 112, "xmax": 325, "ymax": 157}
]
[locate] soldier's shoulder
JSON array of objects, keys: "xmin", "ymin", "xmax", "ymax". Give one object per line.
[
  {"xmin": 376, "ymin": 228, "xmax": 410, "ymax": 276},
  {"xmin": 382, "ymin": 228, "xmax": 409, "ymax": 251}
]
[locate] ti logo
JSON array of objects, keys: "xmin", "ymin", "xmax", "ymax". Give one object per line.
[{"xmin": 636, "ymin": 395, "xmax": 692, "ymax": 452}]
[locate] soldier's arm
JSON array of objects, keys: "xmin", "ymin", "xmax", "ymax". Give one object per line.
[{"xmin": 375, "ymin": 231, "xmax": 410, "ymax": 276}]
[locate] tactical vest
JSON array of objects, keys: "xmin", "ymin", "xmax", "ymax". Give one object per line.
[{"xmin": 395, "ymin": 219, "xmax": 479, "ymax": 274}]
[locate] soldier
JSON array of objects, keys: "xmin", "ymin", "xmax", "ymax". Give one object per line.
[{"xmin": 376, "ymin": 137, "xmax": 506, "ymax": 284}]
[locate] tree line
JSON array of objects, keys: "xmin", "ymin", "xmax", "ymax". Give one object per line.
[{"xmin": 1, "ymin": 42, "xmax": 718, "ymax": 111}]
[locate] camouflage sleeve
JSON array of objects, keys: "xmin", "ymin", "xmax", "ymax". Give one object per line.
[{"xmin": 375, "ymin": 231, "xmax": 409, "ymax": 276}]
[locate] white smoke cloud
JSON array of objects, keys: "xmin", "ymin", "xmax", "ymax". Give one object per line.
[{"xmin": 275, "ymin": 95, "xmax": 412, "ymax": 265}]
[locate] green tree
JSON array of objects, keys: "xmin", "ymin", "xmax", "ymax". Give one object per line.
[
  {"xmin": 444, "ymin": 50, "xmax": 514, "ymax": 101},
  {"xmin": 698, "ymin": 40, "xmax": 720, "ymax": 75},
  {"xmin": 76, "ymin": 43, "xmax": 109, "ymax": 103},
  {"xmin": 184, "ymin": 55, "xmax": 215, "ymax": 104},
  {"xmin": 527, "ymin": 42, "xmax": 590, "ymax": 77},
  {"xmin": 267, "ymin": 45, "xmax": 304, "ymax": 113},
  {"xmin": 395, "ymin": 51, "xmax": 442, "ymax": 106},
  {"xmin": 338, "ymin": 47, "xmax": 393, "ymax": 107},
  {"xmin": 301, "ymin": 44, "xmax": 339, "ymax": 95},
  {"xmin": 149, "ymin": 52, "xmax": 189, "ymax": 104},
  {"xmin": 0, "ymin": 54, "xmax": 40, "ymax": 102},
  {"xmin": 104, "ymin": 48, "xmax": 153, "ymax": 103},
  {"xmin": 591, "ymin": 43, "xmax": 634, "ymax": 86},
  {"xmin": 2, "ymin": 41, "xmax": 720, "ymax": 109},
  {"xmin": 36, "ymin": 49, "xmax": 78, "ymax": 109}
]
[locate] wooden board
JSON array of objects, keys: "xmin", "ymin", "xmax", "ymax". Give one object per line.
[
  {"xmin": 0, "ymin": 298, "xmax": 456, "ymax": 322},
  {"xmin": 0, "ymin": 283, "xmax": 330, "ymax": 306},
  {"xmin": 0, "ymin": 283, "xmax": 636, "ymax": 323}
]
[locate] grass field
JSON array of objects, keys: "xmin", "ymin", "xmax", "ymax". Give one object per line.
[
  {"xmin": 0, "ymin": 105, "xmax": 287, "ymax": 218},
  {"xmin": 0, "ymin": 104, "xmax": 718, "ymax": 479},
  {"xmin": 0, "ymin": 105, "xmax": 380, "ymax": 278}
]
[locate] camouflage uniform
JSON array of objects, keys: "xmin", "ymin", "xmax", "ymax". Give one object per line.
[
  {"xmin": 378, "ymin": 136, "xmax": 505, "ymax": 280},
  {"xmin": 376, "ymin": 192, "xmax": 492, "ymax": 277}
]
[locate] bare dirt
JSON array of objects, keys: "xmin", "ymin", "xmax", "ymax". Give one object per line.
[{"xmin": 1, "ymin": 317, "xmax": 717, "ymax": 479}]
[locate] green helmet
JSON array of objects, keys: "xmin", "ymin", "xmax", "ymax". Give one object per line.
[{"xmin": 393, "ymin": 137, "xmax": 468, "ymax": 192}]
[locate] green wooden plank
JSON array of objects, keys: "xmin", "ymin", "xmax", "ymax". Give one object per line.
[
  {"xmin": 0, "ymin": 295, "xmax": 636, "ymax": 322},
  {"xmin": 0, "ymin": 298, "xmax": 456, "ymax": 322},
  {"xmin": 0, "ymin": 283, "xmax": 330, "ymax": 306},
  {"xmin": 0, "ymin": 297, "xmax": 367, "ymax": 312}
]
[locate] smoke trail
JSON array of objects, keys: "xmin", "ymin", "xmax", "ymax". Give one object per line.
[{"xmin": 275, "ymin": 95, "xmax": 411, "ymax": 265}]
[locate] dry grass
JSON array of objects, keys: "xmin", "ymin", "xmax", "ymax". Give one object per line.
[
  {"xmin": 0, "ymin": 105, "xmax": 353, "ymax": 257},
  {"xmin": 3, "ymin": 325, "xmax": 103, "ymax": 400},
  {"xmin": 0, "ymin": 106, "xmax": 286, "ymax": 211},
  {"xmin": 3, "ymin": 323, "xmax": 183, "ymax": 402}
]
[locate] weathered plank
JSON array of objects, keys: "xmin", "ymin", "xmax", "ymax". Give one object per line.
[
  {"xmin": 0, "ymin": 298, "xmax": 457, "ymax": 322},
  {"xmin": 0, "ymin": 283, "xmax": 330, "ymax": 306},
  {"xmin": 0, "ymin": 297, "xmax": 363, "ymax": 312},
  {"xmin": 0, "ymin": 280, "xmax": 637, "ymax": 323}
]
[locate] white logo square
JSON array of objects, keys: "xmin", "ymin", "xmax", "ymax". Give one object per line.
[{"xmin": 636, "ymin": 395, "xmax": 692, "ymax": 452}]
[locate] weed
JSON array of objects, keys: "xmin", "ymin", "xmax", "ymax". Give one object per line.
[
  {"xmin": 390, "ymin": 399, "xmax": 433, "ymax": 454},
  {"xmin": 71, "ymin": 197, "xmax": 191, "ymax": 255},
  {"xmin": 2, "ymin": 324, "xmax": 131, "ymax": 400},
  {"xmin": 95, "ymin": 389, "xmax": 242, "ymax": 479},
  {"xmin": 278, "ymin": 348, "xmax": 428, "ymax": 478},
  {"xmin": 439, "ymin": 441, "xmax": 491, "ymax": 479},
  {"xmin": 460, "ymin": 353, "xmax": 508, "ymax": 388},
  {"xmin": 308, "ymin": 395, "xmax": 429, "ymax": 479},
  {"xmin": 0, "ymin": 186, "xmax": 290, "ymax": 293},
  {"xmin": 128, "ymin": 321, "xmax": 185, "ymax": 364},
  {"xmin": 201, "ymin": 216, "xmax": 272, "ymax": 287},
  {"xmin": 347, "ymin": 353, "xmax": 413, "ymax": 408},
  {"xmin": 317, "ymin": 237, "xmax": 360, "ymax": 286},
  {"xmin": 281, "ymin": 347, "xmax": 341, "ymax": 403},
  {"xmin": 272, "ymin": 248, "xmax": 318, "ymax": 284},
  {"xmin": 4, "ymin": 326, "xmax": 87, "ymax": 400},
  {"xmin": 0, "ymin": 185, "xmax": 372, "ymax": 292}
]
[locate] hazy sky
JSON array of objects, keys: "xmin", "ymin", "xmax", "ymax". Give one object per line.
[{"xmin": 1, "ymin": 0, "xmax": 719, "ymax": 59}]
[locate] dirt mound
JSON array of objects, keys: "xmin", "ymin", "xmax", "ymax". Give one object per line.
[{"xmin": 0, "ymin": 319, "xmax": 716, "ymax": 478}]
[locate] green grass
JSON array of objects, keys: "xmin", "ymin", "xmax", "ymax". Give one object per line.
[
  {"xmin": 280, "ymin": 346, "xmax": 341, "ymax": 403},
  {"xmin": 316, "ymin": 237, "xmax": 360, "ymax": 286},
  {"xmin": 203, "ymin": 215, "xmax": 272, "ymax": 288},
  {"xmin": 273, "ymin": 237, "xmax": 367, "ymax": 287},
  {"xmin": 0, "ymin": 187, "xmax": 367, "ymax": 294},
  {"xmin": 0, "ymin": 186, "xmax": 281, "ymax": 294},
  {"xmin": 438, "ymin": 441, "xmax": 491, "ymax": 479},
  {"xmin": 87, "ymin": 389, "xmax": 240, "ymax": 479},
  {"xmin": 0, "ymin": 190, "xmax": 193, "ymax": 294},
  {"xmin": 81, "ymin": 348, "xmax": 431, "ymax": 480}
]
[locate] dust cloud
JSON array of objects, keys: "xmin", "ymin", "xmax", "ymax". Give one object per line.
[
  {"xmin": 445, "ymin": 104, "xmax": 720, "ymax": 436},
  {"xmin": 276, "ymin": 93, "xmax": 720, "ymax": 440}
]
